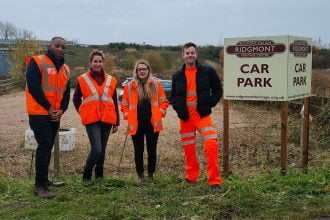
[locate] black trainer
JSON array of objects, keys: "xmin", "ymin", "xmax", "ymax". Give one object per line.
[
  {"xmin": 179, "ymin": 178, "xmax": 196, "ymax": 184},
  {"xmin": 211, "ymin": 184, "xmax": 222, "ymax": 191},
  {"xmin": 138, "ymin": 174, "xmax": 145, "ymax": 183}
]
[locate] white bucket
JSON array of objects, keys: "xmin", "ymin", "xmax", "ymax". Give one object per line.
[{"xmin": 25, "ymin": 128, "xmax": 76, "ymax": 151}]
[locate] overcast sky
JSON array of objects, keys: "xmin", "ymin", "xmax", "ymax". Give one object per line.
[{"xmin": 0, "ymin": 0, "xmax": 329, "ymax": 46}]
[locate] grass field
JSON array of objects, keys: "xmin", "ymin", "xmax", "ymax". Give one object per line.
[
  {"xmin": 0, "ymin": 166, "xmax": 329, "ymax": 219},
  {"xmin": 0, "ymin": 71, "xmax": 329, "ymax": 219}
]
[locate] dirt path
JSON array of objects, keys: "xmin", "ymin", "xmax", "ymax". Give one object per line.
[{"xmin": 0, "ymin": 90, "xmax": 276, "ymax": 179}]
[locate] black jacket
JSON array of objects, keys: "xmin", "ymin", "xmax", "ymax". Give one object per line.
[
  {"xmin": 171, "ymin": 61, "xmax": 222, "ymax": 121},
  {"xmin": 26, "ymin": 50, "xmax": 70, "ymax": 113}
]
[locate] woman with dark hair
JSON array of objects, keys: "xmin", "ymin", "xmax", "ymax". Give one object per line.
[
  {"xmin": 73, "ymin": 50, "xmax": 119, "ymax": 181},
  {"xmin": 121, "ymin": 60, "xmax": 168, "ymax": 181}
]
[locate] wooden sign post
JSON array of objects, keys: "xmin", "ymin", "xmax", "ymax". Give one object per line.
[
  {"xmin": 53, "ymin": 131, "xmax": 60, "ymax": 177},
  {"xmin": 280, "ymin": 101, "xmax": 288, "ymax": 174},
  {"xmin": 302, "ymin": 97, "xmax": 310, "ymax": 173},
  {"xmin": 223, "ymin": 100, "xmax": 230, "ymax": 175},
  {"xmin": 224, "ymin": 36, "xmax": 312, "ymax": 174}
]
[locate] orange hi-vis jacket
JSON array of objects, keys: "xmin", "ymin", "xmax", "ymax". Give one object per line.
[
  {"xmin": 78, "ymin": 72, "xmax": 118, "ymax": 125},
  {"xmin": 121, "ymin": 80, "xmax": 169, "ymax": 135},
  {"xmin": 26, "ymin": 55, "xmax": 70, "ymax": 115}
]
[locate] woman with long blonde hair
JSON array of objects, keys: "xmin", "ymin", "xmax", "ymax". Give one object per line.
[{"xmin": 121, "ymin": 60, "xmax": 168, "ymax": 181}]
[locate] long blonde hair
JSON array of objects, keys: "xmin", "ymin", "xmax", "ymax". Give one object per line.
[{"xmin": 133, "ymin": 60, "xmax": 158, "ymax": 101}]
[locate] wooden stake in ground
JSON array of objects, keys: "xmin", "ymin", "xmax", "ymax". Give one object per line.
[
  {"xmin": 53, "ymin": 131, "xmax": 60, "ymax": 177},
  {"xmin": 302, "ymin": 97, "xmax": 310, "ymax": 173},
  {"xmin": 117, "ymin": 134, "xmax": 128, "ymax": 172},
  {"xmin": 280, "ymin": 101, "xmax": 288, "ymax": 175},
  {"xmin": 223, "ymin": 99, "xmax": 230, "ymax": 175}
]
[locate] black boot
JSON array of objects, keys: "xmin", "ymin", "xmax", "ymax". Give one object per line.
[
  {"xmin": 95, "ymin": 167, "xmax": 103, "ymax": 179},
  {"xmin": 83, "ymin": 166, "xmax": 92, "ymax": 182},
  {"xmin": 147, "ymin": 172, "xmax": 154, "ymax": 181},
  {"xmin": 138, "ymin": 173, "xmax": 145, "ymax": 183}
]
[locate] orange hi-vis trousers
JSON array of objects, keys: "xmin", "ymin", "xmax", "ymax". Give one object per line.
[{"xmin": 180, "ymin": 115, "xmax": 222, "ymax": 186}]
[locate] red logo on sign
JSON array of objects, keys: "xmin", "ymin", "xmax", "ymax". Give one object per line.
[
  {"xmin": 226, "ymin": 40, "xmax": 286, "ymax": 58},
  {"xmin": 289, "ymin": 40, "xmax": 311, "ymax": 57}
]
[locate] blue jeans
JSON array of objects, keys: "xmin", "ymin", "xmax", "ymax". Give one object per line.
[{"xmin": 84, "ymin": 121, "xmax": 112, "ymax": 179}]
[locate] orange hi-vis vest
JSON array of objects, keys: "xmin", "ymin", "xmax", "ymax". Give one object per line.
[
  {"xmin": 78, "ymin": 71, "xmax": 118, "ymax": 125},
  {"xmin": 121, "ymin": 80, "xmax": 169, "ymax": 135},
  {"xmin": 26, "ymin": 55, "xmax": 70, "ymax": 115}
]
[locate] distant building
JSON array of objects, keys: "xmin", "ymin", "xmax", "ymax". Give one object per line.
[
  {"xmin": 0, "ymin": 48, "xmax": 10, "ymax": 76},
  {"xmin": 0, "ymin": 39, "xmax": 76, "ymax": 76},
  {"xmin": 0, "ymin": 39, "xmax": 76, "ymax": 47}
]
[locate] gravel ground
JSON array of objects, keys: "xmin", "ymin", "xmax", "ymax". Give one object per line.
[{"xmin": 0, "ymin": 89, "xmax": 274, "ymax": 179}]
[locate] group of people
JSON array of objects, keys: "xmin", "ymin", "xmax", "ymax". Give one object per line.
[{"xmin": 25, "ymin": 37, "xmax": 223, "ymax": 199}]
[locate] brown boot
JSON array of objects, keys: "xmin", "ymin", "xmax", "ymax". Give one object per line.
[
  {"xmin": 34, "ymin": 187, "xmax": 55, "ymax": 199},
  {"xmin": 138, "ymin": 174, "xmax": 145, "ymax": 183},
  {"xmin": 147, "ymin": 173, "xmax": 154, "ymax": 181}
]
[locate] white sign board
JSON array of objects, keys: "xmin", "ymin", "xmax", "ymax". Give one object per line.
[{"xmin": 224, "ymin": 36, "xmax": 312, "ymax": 101}]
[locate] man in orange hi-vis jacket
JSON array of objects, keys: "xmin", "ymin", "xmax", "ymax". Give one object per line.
[
  {"xmin": 26, "ymin": 37, "xmax": 70, "ymax": 199},
  {"xmin": 171, "ymin": 42, "xmax": 223, "ymax": 191}
]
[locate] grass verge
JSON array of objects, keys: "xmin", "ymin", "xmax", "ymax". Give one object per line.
[{"xmin": 0, "ymin": 166, "xmax": 329, "ymax": 219}]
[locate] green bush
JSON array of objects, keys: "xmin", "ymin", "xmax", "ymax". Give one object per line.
[
  {"xmin": 124, "ymin": 54, "xmax": 136, "ymax": 70},
  {"xmin": 143, "ymin": 50, "xmax": 167, "ymax": 74}
]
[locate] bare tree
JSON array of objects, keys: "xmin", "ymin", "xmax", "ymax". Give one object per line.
[
  {"xmin": 16, "ymin": 29, "xmax": 35, "ymax": 40},
  {"xmin": 8, "ymin": 29, "xmax": 44, "ymax": 87},
  {"xmin": 0, "ymin": 21, "xmax": 17, "ymax": 40}
]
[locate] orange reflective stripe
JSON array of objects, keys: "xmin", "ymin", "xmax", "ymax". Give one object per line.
[
  {"xmin": 160, "ymin": 108, "xmax": 166, "ymax": 115},
  {"xmin": 101, "ymin": 75, "xmax": 113, "ymax": 102},
  {"xmin": 128, "ymin": 125, "xmax": 134, "ymax": 131},
  {"xmin": 82, "ymin": 74, "xmax": 98, "ymax": 94},
  {"xmin": 128, "ymin": 84, "xmax": 132, "ymax": 97},
  {"xmin": 151, "ymin": 101, "xmax": 158, "ymax": 106},
  {"xmin": 81, "ymin": 95, "xmax": 98, "ymax": 104},
  {"xmin": 187, "ymin": 91, "xmax": 197, "ymax": 96},
  {"xmin": 198, "ymin": 127, "xmax": 215, "ymax": 133},
  {"xmin": 181, "ymin": 132, "xmax": 195, "ymax": 139},
  {"xmin": 187, "ymin": 101, "xmax": 197, "ymax": 106},
  {"xmin": 203, "ymin": 134, "xmax": 218, "ymax": 140},
  {"xmin": 153, "ymin": 121, "xmax": 162, "ymax": 127},
  {"xmin": 38, "ymin": 56, "xmax": 49, "ymax": 86},
  {"xmin": 159, "ymin": 96, "xmax": 167, "ymax": 102},
  {"xmin": 182, "ymin": 139, "xmax": 196, "ymax": 146}
]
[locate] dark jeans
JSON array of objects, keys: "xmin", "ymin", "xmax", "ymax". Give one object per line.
[
  {"xmin": 29, "ymin": 115, "xmax": 59, "ymax": 187},
  {"xmin": 84, "ymin": 121, "xmax": 112, "ymax": 179},
  {"xmin": 131, "ymin": 118, "xmax": 159, "ymax": 176}
]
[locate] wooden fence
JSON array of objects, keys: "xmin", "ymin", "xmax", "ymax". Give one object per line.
[{"xmin": 0, "ymin": 77, "xmax": 21, "ymax": 94}]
